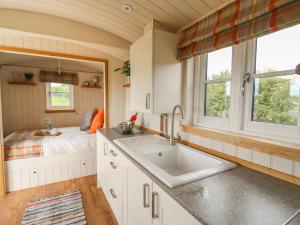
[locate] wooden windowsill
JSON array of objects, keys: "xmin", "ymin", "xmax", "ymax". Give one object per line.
[
  {"xmin": 181, "ymin": 125, "xmax": 300, "ymax": 162},
  {"xmin": 45, "ymin": 109, "xmax": 76, "ymax": 113}
]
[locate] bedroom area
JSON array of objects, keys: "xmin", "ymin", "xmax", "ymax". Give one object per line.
[{"xmin": 0, "ymin": 51, "xmax": 106, "ymax": 192}]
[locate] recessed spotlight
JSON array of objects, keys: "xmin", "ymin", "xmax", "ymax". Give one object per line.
[{"xmin": 122, "ymin": 4, "xmax": 133, "ymax": 13}]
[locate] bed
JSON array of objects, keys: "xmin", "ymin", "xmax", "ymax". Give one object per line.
[{"xmin": 4, "ymin": 127, "xmax": 97, "ymax": 192}]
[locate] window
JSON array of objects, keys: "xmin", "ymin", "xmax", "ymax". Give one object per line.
[
  {"xmin": 244, "ymin": 24, "xmax": 300, "ymax": 139},
  {"xmin": 194, "ymin": 24, "xmax": 300, "ymax": 141},
  {"xmin": 46, "ymin": 83, "xmax": 74, "ymax": 110},
  {"xmin": 195, "ymin": 47, "xmax": 234, "ymax": 128}
]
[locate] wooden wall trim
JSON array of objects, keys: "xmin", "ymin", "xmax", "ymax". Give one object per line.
[
  {"xmin": 181, "ymin": 125, "xmax": 300, "ymax": 162},
  {"xmin": 0, "ymin": 75, "xmax": 5, "ymax": 195},
  {"xmin": 104, "ymin": 61, "xmax": 109, "ymax": 128},
  {"xmin": 136, "ymin": 124, "xmax": 300, "ymax": 186},
  {"xmin": 0, "ymin": 45, "xmax": 108, "ymax": 63}
]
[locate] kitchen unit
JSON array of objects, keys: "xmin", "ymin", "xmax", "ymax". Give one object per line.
[
  {"xmin": 97, "ymin": 128, "xmax": 300, "ymax": 225},
  {"xmin": 97, "ymin": 130, "xmax": 202, "ymax": 225}
]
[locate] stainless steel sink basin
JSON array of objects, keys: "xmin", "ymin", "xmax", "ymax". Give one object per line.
[{"xmin": 114, "ymin": 135, "xmax": 237, "ymax": 188}]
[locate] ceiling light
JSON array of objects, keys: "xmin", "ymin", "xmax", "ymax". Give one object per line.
[{"xmin": 122, "ymin": 4, "xmax": 133, "ymax": 13}]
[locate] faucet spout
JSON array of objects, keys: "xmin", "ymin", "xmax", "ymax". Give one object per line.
[{"xmin": 169, "ymin": 105, "xmax": 184, "ymax": 145}]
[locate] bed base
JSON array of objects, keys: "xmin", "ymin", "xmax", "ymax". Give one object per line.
[{"xmin": 5, "ymin": 150, "xmax": 96, "ymax": 192}]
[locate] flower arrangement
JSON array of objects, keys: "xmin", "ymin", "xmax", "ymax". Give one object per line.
[{"xmin": 42, "ymin": 117, "xmax": 53, "ymax": 131}]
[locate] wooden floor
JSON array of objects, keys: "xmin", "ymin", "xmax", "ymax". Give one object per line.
[{"xmin": 0, "ymin": 175, "xmax": 118, "ymax": 225}]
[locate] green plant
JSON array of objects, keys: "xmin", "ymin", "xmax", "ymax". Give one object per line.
[
  {"xmin": 114, "ymin": 60, "xmax": 130, "ymax": 77},
  {"xmin": 24, "ymin": 72, "xmax": 34, "ymax": 82}
]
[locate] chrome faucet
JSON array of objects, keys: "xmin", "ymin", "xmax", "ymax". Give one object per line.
[{"xmin": 169, "ymin": 105, "xmax": 184, "ymax": 145}]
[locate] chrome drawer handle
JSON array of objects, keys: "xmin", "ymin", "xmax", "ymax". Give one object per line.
[
  {"xmin": 110, "ymin": 149, "xmax": 117, "ymax": 157},
  {"xmin": 143, "ymin": 183, "xmax": 150, "ymax": 208},
  {"xmin": 104, "ymin": 143, "xmax": 108, "ymax": 156},
  {"xmin": 145, "ymin": 93, "xmax": 150, "ymax": 109},
  {"xmin": 152, "ymin": 192, "xmax": 159, "ymax": 219},
  {"xmin": 110, "ymin": 189, "xmax": 117, "ymax": 199},
  {"xmin": 110, "ymin": 161, "xmax": 117, "ymax": 169}
]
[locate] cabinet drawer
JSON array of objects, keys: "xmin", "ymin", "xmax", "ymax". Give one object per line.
[{"xmin": 107, "ymin": 144, "xmax": 123, "ymax": 162}]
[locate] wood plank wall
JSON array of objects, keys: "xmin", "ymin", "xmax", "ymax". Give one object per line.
[{"xmin": 1, "ymin": 65, "xmax": 103, "ymax": 136}]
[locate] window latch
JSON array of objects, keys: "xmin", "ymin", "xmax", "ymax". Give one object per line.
[{"xmin": 242, "ymin": 73, "xmax": 251, "ymax": 96}]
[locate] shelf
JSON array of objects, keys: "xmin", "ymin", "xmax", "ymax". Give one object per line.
[
  {"xmin": 8, "ymin": 81, "xmax": 36, "ymax": 86},
  {"xmin": 123, "ymin": 83, "xmax": 130, "ymax": 88},
  {"xmin": 81, "ymin": 85, "xmax": 102, "ymax": 89}
]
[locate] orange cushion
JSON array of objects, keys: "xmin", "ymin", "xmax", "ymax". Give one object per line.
[{"xmin": 88, "ymin": 108, "xmax": 104, "ymax": 134}]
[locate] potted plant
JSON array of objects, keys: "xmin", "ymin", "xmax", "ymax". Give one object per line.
[
  {"xmin": 114, "ymin": 60, "xmax": 130, "ymax": 84},
  {"xmin": 24, "ymin": 72, "xmax": 34, "ymax": 83}
]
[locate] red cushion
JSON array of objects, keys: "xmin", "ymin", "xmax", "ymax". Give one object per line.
[{"xmin": 88, "ymin": 108, "xmax": 104, "ymax": 134}]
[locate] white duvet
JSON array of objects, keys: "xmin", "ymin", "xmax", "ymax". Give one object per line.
[{"xmin": 42, "ymin": 127, "xmax": 96, "ymax": 156}]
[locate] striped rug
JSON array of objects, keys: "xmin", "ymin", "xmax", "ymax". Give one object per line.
[{"xmin": 22, "ymin": 191, "xmax": 87, "ymax": 225}]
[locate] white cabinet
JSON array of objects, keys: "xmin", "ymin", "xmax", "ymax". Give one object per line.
[
  {"xmin": 96, "ymin": 133, "xmax": 108, "ymax": 189},
  {"xmin": 127, "ymin": 161, "xmax": 153, "ymax": 225},
  {"xmin": 152, "ymin": 183, "xmax": 202, "ymax": 225},
  {"xmin": 96, "ymin": 132, "xmax": 202, "ymax": 225},
  {"xmin": 130, "ymin": 28, "xmax": 182, "ymax": 113}
]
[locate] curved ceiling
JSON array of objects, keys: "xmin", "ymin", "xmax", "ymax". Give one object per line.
[{"xmin": 0, "ymin": 0, "xmax": 231, "ymax": 43}]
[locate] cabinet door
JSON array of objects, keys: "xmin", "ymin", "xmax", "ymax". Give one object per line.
[
  {"xmin": 152, "ymin": 183, "xmax": 202, "ymax": 225},
  {"xmin": 130, "ymin": 30, "xmax": 153, "ymax": 113},
  {"xmin": 127, "ymin": 162, "xmax": 153, "ymax": 225},
  {"xmin": 96, "ymin": 133, "xmax": 108, "ymax": 189},
  {"xmin": 153, "ymin": 29, "xmax": 181, "ymax": 113}
]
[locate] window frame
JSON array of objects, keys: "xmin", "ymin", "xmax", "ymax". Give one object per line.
[
  {"xmin": 45, "ymin": 82, "xmax": 75, "ymax": 111},
  {"xmin": 194, "ymin": 45, "xmax": 244, "ymax": 130},
  {"xmin": 243, "ymin": 39, "xmax": 300, "ymax": 140}
]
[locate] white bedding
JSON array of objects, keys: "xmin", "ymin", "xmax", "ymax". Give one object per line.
[{"xmin": 42, "ymin": 127, "xmax": 96, "ymax": 156}]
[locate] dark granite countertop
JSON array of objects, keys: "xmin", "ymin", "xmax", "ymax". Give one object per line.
[{"xmin": 98, "ymin": 128, "xmax": 300, "ymax": 225}]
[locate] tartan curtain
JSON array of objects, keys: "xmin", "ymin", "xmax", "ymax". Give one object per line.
[
  {"xmin": 39, "ymin": 70, "xmax": 78, "ymax": 85},
  {"xmin": 177, "ymin": 0, "xmax": 300, "ymax": 61}
]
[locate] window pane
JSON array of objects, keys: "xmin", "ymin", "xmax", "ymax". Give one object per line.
[
  {"xmin": 51, "ymin": 92, "xmax": 71, "ymax": 107},
  {"xmin": 206, "ymin": 47, "xmax": 232, "ymax": 80},
  {"xmin": 205, "ymin": 81, "xmax": 231, "ymax": 118},
  {"xmin": 252, "ymin": 75, "xmax": 300, "ymax": 126},
  {"xmin": 50, "ymin": 83, "xmax": 70, "ymax": 93},
  {"xmin": 256, "ymin": 24, "xmax": 300, "ymax": 73}
]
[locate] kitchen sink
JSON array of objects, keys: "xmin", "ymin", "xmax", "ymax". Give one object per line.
[{"xmin": 114, "ymin": 135, "xmax": 237, "ymax": 188}]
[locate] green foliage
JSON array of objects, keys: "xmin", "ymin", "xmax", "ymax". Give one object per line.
[
  {"xmin": 51, "ymin": 84, "xmax": 70, "ymax": 92},
  {"xmin": 114, "ymin": 60, "xmax": 130, "ymax": 77},
  {"xmin": 205, "ymin": 70, "xmax": 231, "ymax": 118},
  {"xmin": 253, "ymin": 76, "xmax": 299, "ymax": 126},
  {"xmin": 206, "ymin": 70, "xmax": 299, "ymax": 126},
  {"xmin": 24, "ymin": 72, "xmax": 34, "ymax": 82},
  {"xmin": 50, "ymin": 84, "xmax": 71, "ymax": 106}
]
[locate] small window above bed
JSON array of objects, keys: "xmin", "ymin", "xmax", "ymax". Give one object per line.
[{"xmin": 46, "ymin": 83, "xmax": 74, "ymax": 111}]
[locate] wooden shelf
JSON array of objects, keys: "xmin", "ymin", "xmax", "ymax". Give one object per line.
[
  {"xmin": 81, "ymin": 85, "xmax": 102, "ymax": 89},
  {"xmin": 123, "ymin": 83, "xmax": 130, "ymax": 88},
  {"xmin": 8, "ymin": 81, "xmax": 36, "ymax": 86},
  {"xmin": 45, "ymin": 109, "xmax": 76, "ymax": 113}
]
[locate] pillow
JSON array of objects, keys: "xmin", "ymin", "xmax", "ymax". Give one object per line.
[
  {"xmin": 80, "ymin": 108, "xmax": 98, "ymax": 131},
  {"xmin": 89, "ymin": 108, "xmax": 104, "ymax": 134}
]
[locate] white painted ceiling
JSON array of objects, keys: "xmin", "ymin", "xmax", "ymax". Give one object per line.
[
  {"xmin": 0, "ymin": 52, "xmax": 103, "ymax": 73},
  {"xmin": 0, "ymin": 0, "xmax": 231, "ymax": 42}
]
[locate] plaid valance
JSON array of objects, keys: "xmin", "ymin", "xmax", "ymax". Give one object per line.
[
  {"xmin": 39, "ymin": 70, "xmax": 78, "ymax": 85},
  {"xmin": 177, "ymin": 0, "xmax": 300, "ymax": 61}
]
